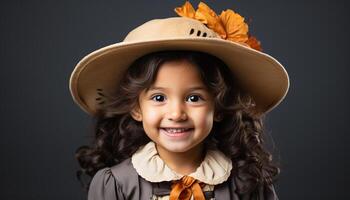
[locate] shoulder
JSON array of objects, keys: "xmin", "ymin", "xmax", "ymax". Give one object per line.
[
  {"xmin": 88, "ymin": 158, "xmax": 153, "ymax": 200},
  {"xmin": 90, "ymin": 159, "xmax": 136, "ymax": 186},
  {"xmin": 109, "ymin": 158, "xmax": 136, "ymax": 177},
  {"xmin": 88, "ymin": 167, "xmax": 124, "ymax": 200},
  {"xmin": 87, "ymin": 158, "xmax": 136, "ymax": 200},
  {"xmin": 201, "ymin": 169, "xmax": 278, "ymax": 200},
  {"xmin": 109, "ymin": 158, "xmax": 140, "ymax": 186}
]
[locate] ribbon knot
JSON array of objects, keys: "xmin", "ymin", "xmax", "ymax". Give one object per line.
[{"xmin": 169, "ymin": 176, "xmax": 205, "ymax": 200}]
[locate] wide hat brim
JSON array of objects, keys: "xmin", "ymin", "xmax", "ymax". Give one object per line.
[{"xmin": 70, "ymin": 37, "xmax": 289, "ymax": 116}]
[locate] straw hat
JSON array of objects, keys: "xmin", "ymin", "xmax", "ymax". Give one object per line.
[{"xmin": 69, "ymin": 9, "xmax": 289, "ymax": 116}]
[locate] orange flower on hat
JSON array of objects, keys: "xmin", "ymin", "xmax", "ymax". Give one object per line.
[
  {"xmin": 174, "ymin": 1, "xmax": 196, "ymax": 19},
  {"xmin": 174, "ymin": 1, "xmax": 262, "ymax": 51},
  {"xmin": 195, "ymin": 2, "xmax": 227, "ymax": 39},
  {"xmin": 219, "ymin": 9, "xmax": 248, "ymax": 43},
  {"xmin": 246, "ymin": 36, "xmax": 263, "ymax": 51}
]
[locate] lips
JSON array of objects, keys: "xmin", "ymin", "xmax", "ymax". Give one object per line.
[
  {"xmin": 160, "ymin": 127, "xmax": 194, "ymax": 138},
  {"xmin": 163, "ymin": 128, "xmax": 192, "ymax": 133}
]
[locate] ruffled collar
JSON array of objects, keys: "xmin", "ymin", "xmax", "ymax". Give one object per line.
[{"xmin": 131, "ymin": 141, "xmax": 232, "ymax": 185}]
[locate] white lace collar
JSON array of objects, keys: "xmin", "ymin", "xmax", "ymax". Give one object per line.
[{"xmin": 131, "ymin": 141, "xmax": 232, "ymax": 185}]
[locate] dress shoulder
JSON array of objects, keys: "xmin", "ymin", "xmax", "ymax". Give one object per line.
[
  {"xmin": 88, "ymin": 158, "xmax": 153, "ymax": 200},
  {"xmin": 88, "ymin": 167, "xmax": 125, "ymax": 200}
]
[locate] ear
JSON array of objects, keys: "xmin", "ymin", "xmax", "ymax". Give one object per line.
[{"xmin": 130, "ymin": 105, "xmax": 143, "ymax": 122}]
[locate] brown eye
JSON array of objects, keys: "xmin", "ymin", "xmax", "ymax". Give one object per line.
[
  {"xmin": 151, "ymin": 94, "xmax": 166, "ymax": 102},
  {"xmin": 186, "ymin": 95, "xmax": 203, "ymax": 102}
]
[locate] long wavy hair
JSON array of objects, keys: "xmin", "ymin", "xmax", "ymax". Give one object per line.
[{"xmin": 75, "ymin": 50, "xmax": 280, "ymax": 192}]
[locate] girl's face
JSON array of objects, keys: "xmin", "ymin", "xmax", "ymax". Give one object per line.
[{"xmin": 131, "ymin": 60, "xmax": 215, "ymax": 154}]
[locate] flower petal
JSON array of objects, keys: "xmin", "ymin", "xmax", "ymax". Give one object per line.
[
  {"xmin": 195, "ymin": 2, "xmax": 227, "ymax": 38},
  {"xmin": 174, "ymin": 1, "xmax": 196, "ymax": 19},
  {"xmin": 219, "ymin": 9, "xmax": 249, "ymax": 43},
  {"xmin": 246, "ymin": 36, "xmax": 262, "ymax": 51},
  {"xmin": 174, "ymin": 1, "xmax": 262, "ymax": 51}
]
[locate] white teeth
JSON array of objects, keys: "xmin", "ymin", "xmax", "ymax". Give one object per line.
[{"xmin": 164, "ymin": 128, "xmax": 190, "ymax": 133}]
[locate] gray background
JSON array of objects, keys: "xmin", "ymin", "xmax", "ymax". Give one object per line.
[{"xmin": 0, "ymin": 0, "xmax": 348, "ymax": 199}]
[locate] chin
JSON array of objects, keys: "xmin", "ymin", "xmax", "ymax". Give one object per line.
[
  {"xmin": 166, "ymin": 146, "xmax": 191, "ymax": 153},
  {"xmin": 159, "ymin": 140, "xmax": 198, "ymax": 153}
]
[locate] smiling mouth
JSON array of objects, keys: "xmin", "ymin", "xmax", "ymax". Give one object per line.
[
  {"xmin": 159, "ymin": 128, "xmax": 194, "ymax": 138},
  {"xmin": 161, "ymin": 128, "xmax": 193, "ymax": 132}
]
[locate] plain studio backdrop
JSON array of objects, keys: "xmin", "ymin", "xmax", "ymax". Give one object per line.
[{"xmin": 0, "ymin": 0, "xmax": 348, "ymax": 199}]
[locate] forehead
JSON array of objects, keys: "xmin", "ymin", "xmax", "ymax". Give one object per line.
[{"xmin": 151, "ymin": 60, "xmax": 205, "ymax": 88}]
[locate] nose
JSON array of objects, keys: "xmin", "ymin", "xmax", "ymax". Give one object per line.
[{"xmin": 167, "ymin": 101, "xmax": 187, "ymax": 121}]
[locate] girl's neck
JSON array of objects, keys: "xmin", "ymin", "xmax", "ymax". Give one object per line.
[{"xmin": 155, "ymin": 143, "xmax": 205, "ymax": 175}]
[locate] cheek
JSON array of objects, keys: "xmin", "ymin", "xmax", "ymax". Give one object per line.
[
  {"xmin": 193, "ymin": 108, "xmax": 214, "ymax": 129},
  {"xmin": 142, "ymin": 108, "xmax": 162, "ymax": 126}
]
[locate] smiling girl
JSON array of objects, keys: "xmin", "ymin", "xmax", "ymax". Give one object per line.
[
  {"xmin": 70, "ymin": 2, "xmax": 289, "ymax": 200},
  {"xmin": 131, "ymin": 59, "xmax": 216, "ymax": 175}
]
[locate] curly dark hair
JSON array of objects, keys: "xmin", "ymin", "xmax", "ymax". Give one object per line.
[{"xmin": 75, "ymin": 50, "xmax": 280, "ymax": 193}]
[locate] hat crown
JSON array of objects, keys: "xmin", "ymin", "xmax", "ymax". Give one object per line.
[{"xmin": 123, "ymin": 17, "xmax": 219, "ymax": 42}]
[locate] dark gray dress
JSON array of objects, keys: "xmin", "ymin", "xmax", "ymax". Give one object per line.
[{"xmin": 87, "ymin": 158, "xmax": 279, "ymax": 200}]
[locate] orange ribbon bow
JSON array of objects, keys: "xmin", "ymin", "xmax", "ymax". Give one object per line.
[
  {"xmin": 169, "ymin": 176, "xmax": 206, "ymax": 200},
  {"xmin": 175, "ymin": 1, "xmax": 262, "ymax": 51}
]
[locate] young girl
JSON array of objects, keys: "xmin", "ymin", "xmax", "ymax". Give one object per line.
[{"xmin": 70, "ymin": 1, "xmax": 289, "ymax": 200}]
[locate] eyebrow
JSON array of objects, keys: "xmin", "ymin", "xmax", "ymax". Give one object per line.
[{"xmin": 148, "ymin": 86, "xmax": 207, "ymax": 92}]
